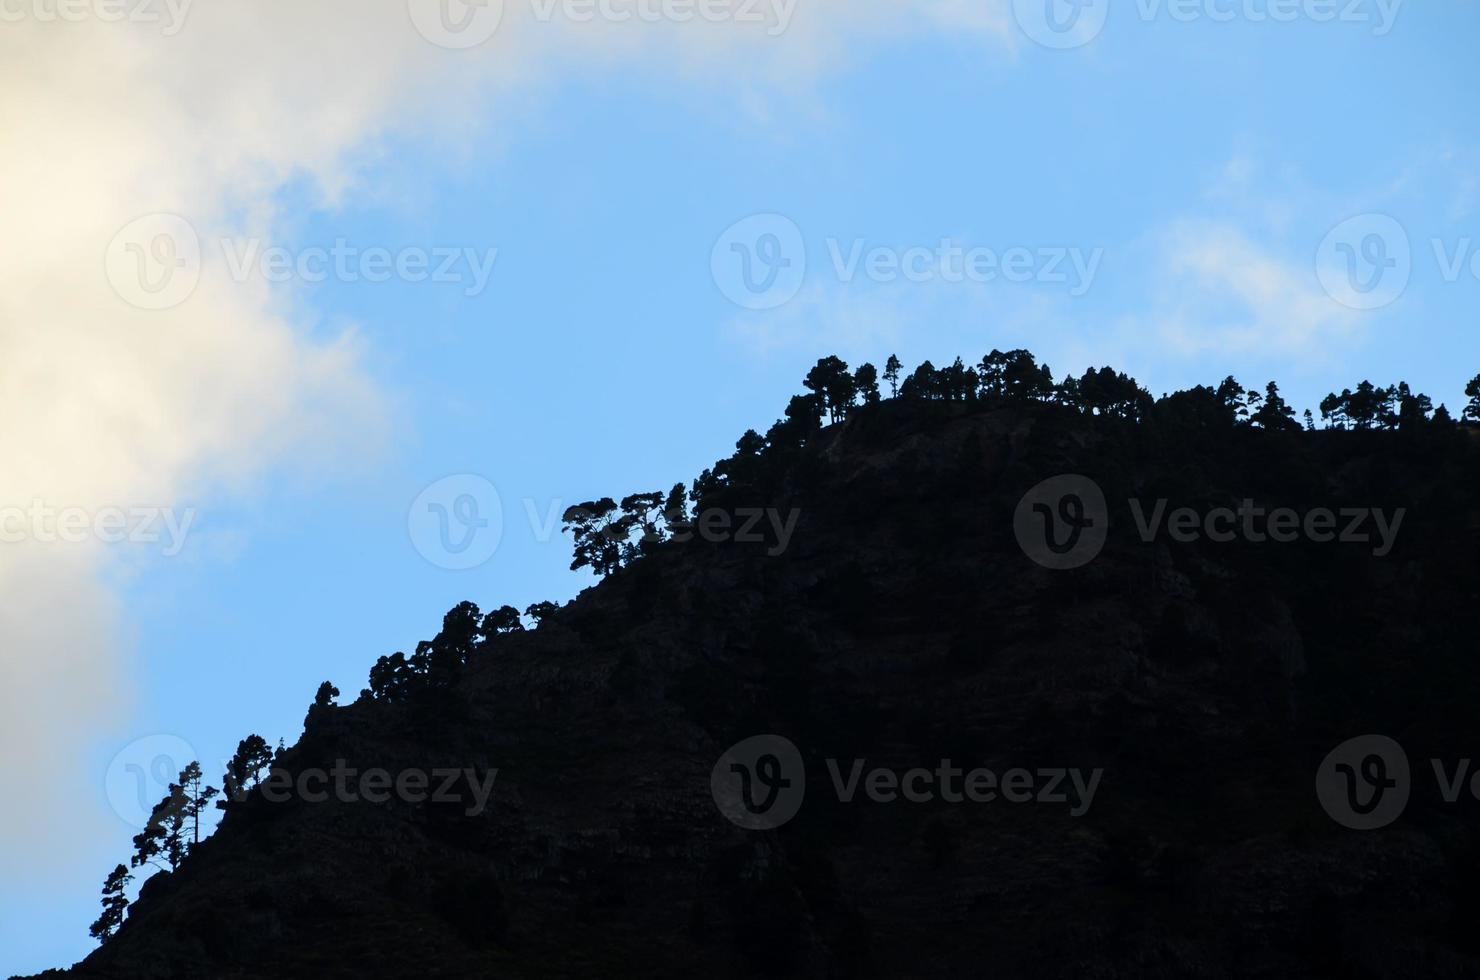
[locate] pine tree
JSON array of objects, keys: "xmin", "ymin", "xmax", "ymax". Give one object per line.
[
  {"xmin": 883, "ymin": 354, "xmax": 902, "ymax": 398},
  {"xmin": 561, "ymin": 498, "xmax": 629, "ymax": 577},
  {"xmin": 88, "ymin": 864, "xmax": 131, "ymax": 943},
  {"xmin": 178, "ymin": 761, "xmax": 217, "ymax": 848},
  {"xmin": 663, "ymin": 483, "xmax": 688, "ymax": 529},
  {"xmin": 480, "ymin": 605, "xmax": 525, "ymax": 636},
  {"xmin": 220, "ymin": 734, "xmax": 273, "ymax": 807},
  {"xmin": 854, "ymin": 363, "xmax": 880, "ymax": 405},
  {"xmin": 133, "ymin": 781, "xmax": 188, "ymax": 873},
  {"xmin": 524, "ymin": 601, "xmax": 560, "ymax": 627},
  {"xmin": 1250, "ymin": 382, "xmax": 1300, "ymax": 432},
  {"xmin": 803, "ymin": 356, "xmax": 855, "ymax": 422},
  {"xmin": 899, "ymin": 360, "xmax": 939, "ymax": 400}
]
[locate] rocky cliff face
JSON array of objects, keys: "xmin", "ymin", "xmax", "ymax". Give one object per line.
[{"xmin": 30, "ymin": 401, "xmax": 1480, "ymax": 979}]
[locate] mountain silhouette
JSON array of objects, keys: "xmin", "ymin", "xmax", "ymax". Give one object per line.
[{"xmin": 25, "ymin": 360, "xmax": 1480, "ymax": 979}]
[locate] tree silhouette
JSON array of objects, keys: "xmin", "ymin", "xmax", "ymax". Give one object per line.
[
  {"xmin": 854, "ymin": 362, "xmax": 880, "ymax": 406},
  {"xmin": 178, "ymin": 761, "xmax": 218, "ymax": 846},
  {"xmin": 133, "ymin": 781, "xmax": 188, "ymax": 873},
  {"xmin": 368, "ymin": 652, "xmax": 413, "ymax": 702},
  {"xmin": 221, "ymin": 734, "xmax": 273, "ymax": 806},
  {"xmin": 1319, "ymin": 389, "xmax": 1352, "ymax": 429},
  {"xmin": 900, "ymin": 360, "xmax": 939, "ymax": 400},
  {"xmin": 774, "ymin": 393, "xmax": 824, "ymax": 446},
  {"xmin": 1250, "ymin": 382, "xmax": 1301, "ymax": 432},
  {"xmin": 939, "ymin": 357, "xmax": 975, "ymax": 401},
  {"xmin": 562, "ymin": 498, "xmax": 632, "ymax": 577},
  {"xmin": 1071, "ymin": 367, "xmax": 1152, "ymax": 420},
  {"xmin": 411, "ymin": 601, "xmax": 482, "ymax": 684},
  {"xmin": 884, "ymin": 354, "xmax": 902, "ymax": 398},
  {"xmin": 1319, "ymin": 381, "xmax": 1410, "ymax": 430},
  {"xmin": 1394, "ymin": 382, "xmax": 1434, "ymax": 431},
  {"xmin": 314, "ymin": 681, "xmax": 340, "ymax": 708},
  {"xmin": 525, "ymin": 601, "xmax": 559, "ymax": 627},
  {"xmin": 481, "ymin": 605, "xmax": 525, "ymax": 636},
  {"xmin": 804, "ymin": 356, "xmax": 855, "ymax": 422},
  {"xmin": 1348, "ymin": 380, "xmax": 1386, "ymax": 429},
  {"xmin": 88, "ymin": 864, "xmax": 131, "ymax": 943},
  {"xmin": 1466, "ymin": 374, "xmax": 1480, "ymax": 422},
  {"xmin": 979, "ymin": 349, "xmax": 1054, "ymax": 401},
  {"xmin": 1214, "ymin": 376, "xmax": 1248, "ymax": 422},
  {"xmin": 663, "ymin": 483, "xmax": 688, "ymax": 528}
]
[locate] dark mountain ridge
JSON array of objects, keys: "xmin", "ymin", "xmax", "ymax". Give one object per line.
[{"xmin": 29, "ymin": 370, "xmax": 1480, "ymax": 979}]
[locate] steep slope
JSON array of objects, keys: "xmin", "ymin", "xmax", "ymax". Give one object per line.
[{"xmin": 30, "ymin": 399, "xmax": 1480, "ymax": 979}]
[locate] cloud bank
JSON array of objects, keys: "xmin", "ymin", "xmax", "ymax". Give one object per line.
[{"xmin": 0, "ymin": 0, "xmax": 1018, "ymax": 877}]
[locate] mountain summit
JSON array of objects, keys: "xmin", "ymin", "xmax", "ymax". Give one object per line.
[{"xmin": 30, "ymin": 361, "xmax": 1480, "ymax": 979}]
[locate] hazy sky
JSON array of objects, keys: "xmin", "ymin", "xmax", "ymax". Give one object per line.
[{"xmin": 3, "ymin": 0, "xmax": 1477, "ymax": 972}]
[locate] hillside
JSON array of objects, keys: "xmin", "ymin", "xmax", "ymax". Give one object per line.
[{"xmin": 27, "ymin": 385, "xmax": 1480, "ymax": 979}]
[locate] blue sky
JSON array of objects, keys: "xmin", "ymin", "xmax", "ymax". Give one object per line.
[{"xmin": 3, "ymin": 1, "xmax": 1478, "ymax": 973}]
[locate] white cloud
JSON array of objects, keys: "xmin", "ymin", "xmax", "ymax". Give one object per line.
[
  {"xmin": 1139, "ymin": 220, "xmax": 1361, "ymax": 355},
  {"xmin": 0, "ymin": 0, "xmax": 1018, "ymax": 881}
]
